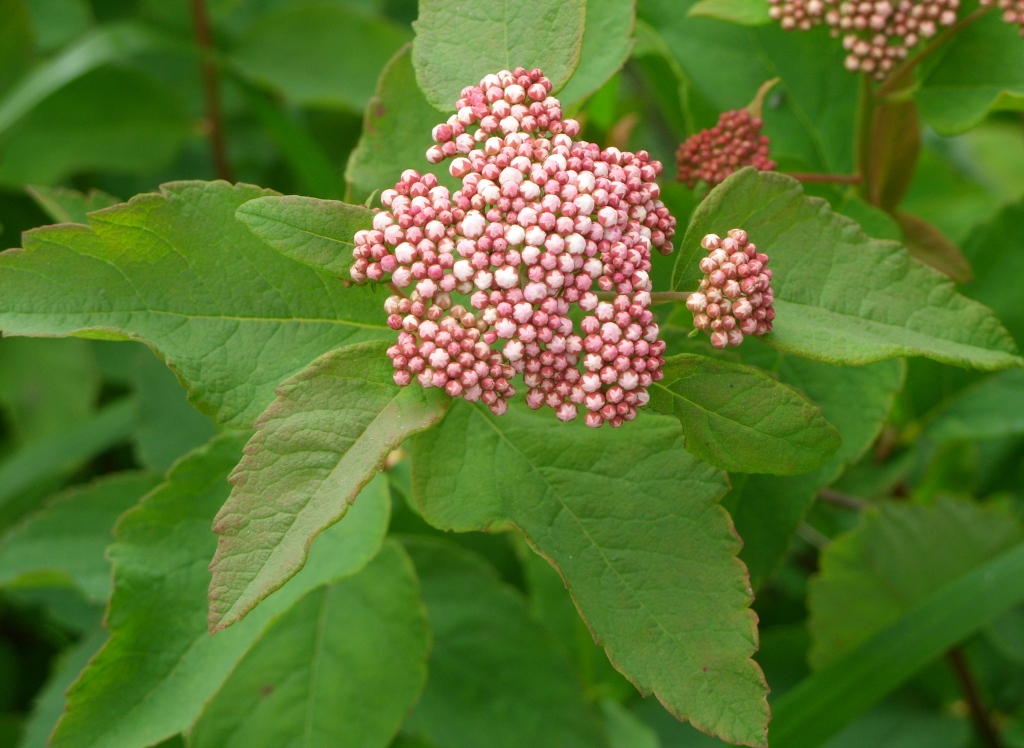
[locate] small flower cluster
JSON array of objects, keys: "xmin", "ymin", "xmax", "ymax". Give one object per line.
[
  {"xmin": 687, "ymin": 230, "xmax": 775, "ymax": 349},
  {"xmin": 769, "ymin": 0, "xmax": 959, "ymax": 79},
  {"xmin": 981, "ymin": 0, "xmax": 1024, "ymax": 35},
  {"xmin": 351, "ymin": 68, "xmax": 677, "ymax": 427},
  {"xmin": 675, "ymin": 109, "xmax": 776, "ymax": 189}
]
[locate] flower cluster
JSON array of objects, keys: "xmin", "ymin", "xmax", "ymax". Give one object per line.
[
  {"xmin": 675, "ymin": 109, "xmax": 776, "ymax": 189},
  {"xmin": 351, "ymin": 68, "xmax": 677, "ymax": 427},
  {"xmin": 768, "ymin": 0, "xmax": 959, "ymax": 79},
  {"xmin": 981, "ymin": 0, "xmax": 1024, "ymax": 34},
  {"xmin": 687, "ymin": 230, "xmax": 775, "ymax": 349}
]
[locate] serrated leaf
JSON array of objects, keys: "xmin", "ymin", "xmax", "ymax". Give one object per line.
[
  {"xmin": 412, "ymin": 402, "xmax": 769, "ymax": 747},
  {"xmin": 924, "ymin": 369, "xmax": 1024, "ymax": 442},
  {"xmin": 672, "ymin": 169, "xmax": 1022, "ymax": 370},
  {"xmin": 49, "ymin": 434, "xmax": 390, "ymax": 748},
  {"xmin": 687, "ymin": 0, "xmax": 770, "ymax": 26},
  {"xmin": 916, "ymin": 13, "xmax": 1024, "ymax": 136},
  {"xmin": 208, "ymin": 341, "xmax": 449, "ymax": 632},
  {"xmin": 895, "ymin": 211, "xmax": 972, "ymax": 284},
  {"xmin": 403, "ymin": 537, "xmax": 610, "ymax": 748},
  {"xmin": 192, "ymin": 540, "xmax": 429, "ymax": 748},
  {"xmin": 808, "ymin": 496, "xmax": 1024, "ymax": 671},
  {"xmin": 0, "ymin": 180, "xmax": 390, "ymax": 428},
  {"xmin": 346, "ymin": 45, "xmax": 459, "ymax": 204},
  {"xmin": 0, "ymin": 471, "xmax": 160, "ymax": 601},
  {"xmin": 25, "ymin": 185, "xmax": 119, "ymax": 225},
  {"xmin": 411, "ymin": 0, "xmax": 586, "ymax": 111},
  {"xmin": 557, "ymin": 0, "xmax": 636, "ymax": 106},
  {"xmin": 649, "ymin": 353, "xmax": 840, "ymax": 475},
  {"xmin": 231, "ymin": 4, "xmax": 410, "ymax": 112},
  {"xmin": 236, "ymin": 195, "xmax": 373, "ymax": 277}
]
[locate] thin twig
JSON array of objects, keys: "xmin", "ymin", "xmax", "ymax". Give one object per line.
[
  {"xmin": 785, "ymin": 172, "xmax": 861, "ymax": 185},
  {"xmin": 387, "ymin": 282, "xmax": 408, "ymax": 298},
  {"xmin": 947, "ymin": 647, "xmax": 1004, "ymax": 748},
  {"xmin": 189, "ymin": 0, "xmax": 232, "ymax": 182},
  {"xmin": 817, "ymin": 488, "xmax": 869, "ymax": 511}
]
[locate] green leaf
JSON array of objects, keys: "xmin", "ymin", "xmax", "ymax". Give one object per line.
[
  {"xmin": 412, "ymin": 403, "xmax": 769, "ymax": 748},
  {"xmin": 230, "ymin": 4, "xmax": 411, "ymax": 112},
  {"xmin": 771, "ymin": 536, "xmax": 1024, "ymax": 747},
  {"xmin": 209, "ymin": 341, "xmax": 449, "ymax": 632},
  {"xmin": 191, "ymin": 540, "xmax": 429, "ymax": 748},
  {"xmin": 649, "ymin": 353, "xmax": 841, "ymax": 475},
  {"xmin": 345, "ymin": 45, "xmax": 459, "ymax": 204},
  {"xmin": 403, "ymin": 537, "xmax": 609, "ymax": 748},
  {"xmin": 236, "ymin": 195, "xmax": 373, "ymax": 277},
  {"xmin": 0, "ymin": 471, "xmax": 160, "ymax": 601},
  {"xmin": 916, "ymin": 12, "xmax": 1024, "ymax": 136},
  {"xmin": 0, "ymin": 180, "xmax": 389, "ymax": 428},
  {"xmin": 411, "ymin": 0, "xmax": 586, "ymax": 110},
  {"xmin": 557, "ymin": 0, "xmax": 636, "ymax": 106},
  {"xmin": 687, "ymin": 0, "xmax": 770, "ymax": 27},
  {"xmin": 808, "ymin": 496, "xmax": 1024, "ymax": 670},
  {"xmin": 961, "ymin": 198, "xmax": 1024, "ymax": 347},
  {"xmin": 25, "ymin": 185, "xmax": 120, "ymax": 225},
  {"xmin": 0, "ymin": 0, "xmax": 34, "ymax": 95},
  {"xmin": 0, "ymin": 66, "xmax": 191, "ymax": 185},
  {"xmin": 894, "ymin": 211, "xmax": 972, "ymax": 284},
  {"xmin": 602, "ymin": 699, "xmax": 662, "ymax": 748},
  {"xmin": 0, "ymin": 337, "xmax": 99, "ymax": 442},
  {"xmin": 49, "ymin": 434, "xmax": 390, "ymax": 748},
  {"xmin": 924, "ymin": 369, "xmax": 1024, "ymax": 442},
  {"xmin": 672, "ymin": 169, "xmax": 1022, "ymax": 370},
  {"xmin": 24, "ymin": 0, "xmax": 93, "ymax": 51}
]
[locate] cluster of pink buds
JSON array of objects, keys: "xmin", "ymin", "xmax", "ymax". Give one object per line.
[
  {"xmin": 351, "ymin": 68, "xmax": 676, "ymax": 427},
  {"xmin": 675, "ymin": 109, "xmax": 775, "ymax": 189},
  {"xmin": 981, "ymin": 0, "xmax": 1024, "ymax": 34},
  {"xmin": 687, "ymin": 230, "xmax": 775, "ymax": 349},
  {"xmin": 768, "ymin": 0, "xmax": 827, "ymax": 30}
]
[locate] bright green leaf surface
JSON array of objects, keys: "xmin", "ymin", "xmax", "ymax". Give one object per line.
[
  {"xmin": 808, "ymin": 496, "xmax": 1024, "ymax": 670},
  {"xmin": 0, "ymin": 180, "xmax": 389, "ymax": 428},
  {"xmin": 673, "ymin": 169, "xmax": 1022, "ymax": 370},
  {"xmin": 687, "ymin": 0, "xmax": 770, "ymax": 26},
  {"xmin": 557, "ymin": 0, "xmax": 636, "ymax": 106},
  {"xmin": 192, "ymin": 540, "xmax": 429, "ymax": 748},
  {"xmin": 231, "ymin": 4, "xmax": 411, "ymax": 111},
  {"xmin": 0, "ymin": 471, "xmax": 160, "ymax": 601},
  {"xmin": 412, "ymin": 403, "xmax": 769, "ymax": 747},
  {"xmin": 209, "ymin": 341, "xmax": 448, "ymax": 632},
  {"xmin": 26, "ymin": 184, "xmax": 120, "ymax": 225},
  {"xmin": 49, "ymin": 434, "xmax": 390, "ymax": 748},
  {"xmin": 403, "ymin": 537, "xmax": 609, "ymax": 748},
  {"xmin": 236, "ymin": 195, "xmax": 373, "ymax": 277},
  {"xmin": 924, "ymin": 369, "xmax": 1024, "ymax": 442},
  {"xmin": 411, "ymin": 0, "xmax": 586, "ymax": 110},
  {"xmin": 649, "ymin": 353, "xmax": 841, "ymax": 475}
]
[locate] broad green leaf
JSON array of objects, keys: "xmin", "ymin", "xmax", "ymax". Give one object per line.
[
  {"xmin": 0, "ymin": 66, "xmax": 191, "ymax": 185},
  {"xmin": 771, "ymin": 537, "xmax": 1024, "ymax": 747},
  {"xmin": 50, "ymin": 434, "xmax": 390, "ymax": 748},
  {"xmin": 602, "ymin": 700, "xmax": 663, "ymax": 748},
  {"xmin": 412, "ymin": 403, "xmax": 769, "ymax": 748},
  {"xmin": 916, "ymin": 12, "xmax": 1024, "ymax": 136},
  {"xmin": 687, "ymin": 0, "xmax": 770, "ymax": 26},
  {"xmin": 192, "ymin": 540, "xmax": 429, "ymax": 748},
  {"xmin": 923, "ymin": 369, "xmax": 1024, "ymax": 442},
  {"xmin": 557, "ymin": 0, "xmax": 636, "ymax": 106},
  {"xmin": 0, "ymin": 471, "xmax": 160, "ymax": 601},
  {"xmin": 808, "ymin": 496, "xmax": 1024, "ymax": 670},
  {"xmin": 411, "ymin": 0, "xmax": 586, "ymax": 110},
  {"xmin": 895, "ymin": 211, "xmax": 973, "ymax": 284},
  {"xmin": 345, "ymin": 46, "xmax": 459, "ymax": 204},
  {"xmin": 649, "ymin": 353, "xmax": 841, "ymax": 475},
  {"xmin": 236, "ymin": 195, "xmax": 373, "ymax": 277},
  {"xmin": 209, "ymin": 341, "xmax": 449, "ymax": 632},
  {"xmin": 0, "ymin": 337, "xmax": 99, "ymax": 442},
  {"xmin": 673, "ymin": 169, "xmax": 1022, "ymax": 370},
  {"xmin": 230, "ymin": 4, "xmax": 411, "ymax": 112},
  {"xmin": 25, "ymin": 0, "xmax": 93, "ymax": 51},
  {"xmin": 824, "ymin": 702, "xmax": 970, "ymax": 748},
  {"xmin": 0, "ymin": 180, "xmax": 389, "ymax": 428},
  {"xmin": 131, "ymin": 348, "xmax": 218, "ymax": 471},
  {"xmin": 723, "ymin": 344, "xmax": 903, "ymax": 587},
  {"xmin": 833, "ymin": 196, "xmax": 901, "ymax": 242},
  {"xmin": 403, "ymin": 537, "xmax": 609, "ymax": 748},
  {"xmin": 26, "ymin": 184, "xmax": 119, "ymax": 224},
  {"xmin": 961, "ymin": 198, "xmax": 1024, "ymax": 347}
]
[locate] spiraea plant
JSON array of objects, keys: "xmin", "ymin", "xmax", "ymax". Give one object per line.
[{"xmin": 0, "ymin": 0, "xmax": 1023, "ymax": 747}]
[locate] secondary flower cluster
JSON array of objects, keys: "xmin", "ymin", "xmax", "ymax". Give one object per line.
[
  {"xmin": 351, "ymin": 68, "xmax": 677, "ymax": 427},
  {"xmin": 687, "ymin": 230, "xmax": 775, "ymax": 348},
  {"xmin": 768, "ymin": 0, "xmax": 959, "ymax": 79},
  {"xmin": 981, "ymin": 0, "xmax": 1024, "ymax": 34},
  {"xmin": 675, "ymin": 109, "xmax": 776, "ymax": 189}
]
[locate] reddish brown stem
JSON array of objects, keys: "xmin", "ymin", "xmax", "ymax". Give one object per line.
[
  {"xmin": 785, "ymin": 172, "xmax": 861, "ymax": 185},
  {"xmin": 387, "ymin": 282, "xmax": 408, "ymax": 298},
  {"xmin": 947, "ymin": 647, "xmax": 1004, "ymax": 748},
  {"xmin": 189, "ymin": 0, "xmax": 232, "ymax": 182}
]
